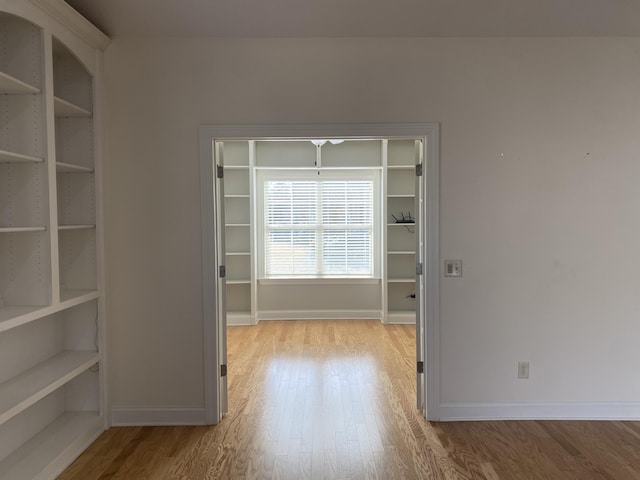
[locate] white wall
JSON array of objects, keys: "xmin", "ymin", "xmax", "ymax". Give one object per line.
[{"xmin": 103, "ymin": 37, "xmax": 640, "ymax": 414}]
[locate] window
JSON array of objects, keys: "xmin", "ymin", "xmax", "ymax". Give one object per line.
[{"xmin": 258, "ymin": 170, "xmax": 380, "ymax": 279}]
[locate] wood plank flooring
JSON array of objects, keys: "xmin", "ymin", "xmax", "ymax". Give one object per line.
[{"xmin": 58, "ymin": 320, "xmax": 640, "ymax": 479}]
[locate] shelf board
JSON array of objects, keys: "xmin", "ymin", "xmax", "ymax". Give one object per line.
[
  {"xmin": 227, "ymin": 279, "xmax": 251, "ymax": 285},
  {"xmin": 226, "ymin": 252, "xmax": 250, "ymax": 256},
  {"xmin": 224, "ymin": 194, "xmax": 250, "ymax": 198},
  {"xmin": 54, "ymin": 97, "xmax": 92, "ymax": 118},
  {"xmin": 387, "ymin": 165, "xmax": 414, "ymax": 170},
  {"xmin": 387, "ymin": 222, "xmax": 415, "ymax": 226},
  {"xmin": 0, "ymin": 306, "xmax": 47, "ymax": 328},
  {"xmin": 0, "ymin": 226, "xmax": 47, "ymax": 233},
  {"xmin": 60, "ymin": 290, "xmax": 99, "ymax": 306},
  {"xmin": 0, "ymin": 293, "xmax": 98, "ymax": 335},
  {"xmin": 388, "ymin": 277, "xmax": 416, "ymax": 283},
  {"xmin": 225, "ymin": 223, "xmax": 250, "ymax": 227},
  {"xmin": 223, "ymin": 165, "xmax": 250, "ymax": 170},
  {"xmin": 387, "ymin": 194, "xmax": 415, "ymax": 198},
  {"xmin": 0, "ymin": 412, "xmax": 103, "ymax": 480},
  {"xmin": 0, "ymin": 350, "xmax": 100, "ymax": 425},
  {"xmin": 388, "ymin": 250, "xmax": 415, "ymax": 255},
  {"xmin": 56, "ymin": 162, "xmax": 94, "ymax": 173},
  {"xmin": 0, "ymin": 149, "xmax": 43, "ymax": 164},
  {"xmin": 59, "ymin": 224, "xmax": 96, "ymax": 231},
  {"xmin": 0, "ymin": 71, "xmax": 40, "ymax": 94}
]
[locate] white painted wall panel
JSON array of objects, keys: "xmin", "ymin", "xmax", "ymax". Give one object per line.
[{"xmin": 103, "ymin": 37, "xmax": 640, "ymax": 410}]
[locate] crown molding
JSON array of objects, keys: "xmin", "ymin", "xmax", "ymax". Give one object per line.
[{"xmin": 31, "ymin": 0, "xmax": 110, "ymax": 50}]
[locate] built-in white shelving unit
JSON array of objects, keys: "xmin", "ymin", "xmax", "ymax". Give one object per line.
[
  {"xmin": 0, "ymin": 3, "xmax": 108, "ymax": 479},
  {"xmin": 385, "ymin": 139, "xmax": 418, "ymax": 324}
]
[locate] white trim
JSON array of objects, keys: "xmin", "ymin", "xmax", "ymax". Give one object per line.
[
  {"xmin": 258, "ymin": 277, "xmax": 381, "ymax": 285},
  {"xmin": 258, "ymin": 310, "xmax": 382, "ymax": 321},
  {"xmin": 227, "ymin": 313, "xmax": 255, "ymax": 326},
  {"xmin": 439, "ymin": 402, "xmax": 640, "ymax": 421},
  {"xmin": 199, "ymin": 123, "xmax": 440, "ymax": 424},
  {"xmin": 31, "ymin": 0, "xmax": 111, "ymax": 50},
  {"xmin": 111, "ymin": 407, "xmax": 207, "ymax": 426}
]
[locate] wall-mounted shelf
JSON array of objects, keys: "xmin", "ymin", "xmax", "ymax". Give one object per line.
[
  {"xmin": 0, "ymin": 350, "xmax": 99, "ymax": 425},
  {"xmin": 53, "ymin": 96, "xmax": 91, "ymax": 118},
  {"xmin": 56, "ymin": 162, "xmax": 94, "ymax": 173},
  {"xmin": 59, "ymin": 224, "xmax": 96, "ymax": 231},
  {"xmin": 0, "ymin": 226, "xmax": 46, "ymax": 233},
  {"xmin": 0, "ymin": 71, "xmax": 39, "ymax": 94},
  {"xmin": 0, "ymin": 412, "xmax": 102, "ymax": 480},
  {"xmin": 0, "ymin": 149, "xmax": 43, "ymax": 164},
  {"xmin": 388, "ymin": 250, "xmax": 415, "ymax": 255}
]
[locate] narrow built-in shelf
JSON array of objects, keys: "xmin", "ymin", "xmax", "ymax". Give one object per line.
[
  {"xmin": 0, "ymin": 412, "xmax": 102, "ymax": 480},
  {"xmin": 60, "ymin": 289, "xmax": 99, "ymax": 304},
  {"xmin": 224, "ymin": 194, "xmax": 250, "ymax": 198},
  {"xmin": 59, "ymin": 224, "xmax": 96, "ymax": 231},
  {"xmin": 0, "ymin": 149, "xmax": 43, "ymax": 164},
  {"xmin": 387, "ymin": 165, "xmax": 414, "ymax": 170},
  {"xmin": 225, "ymin": 223, "xmax": 250, "ymax": 227},
  {"xmin": 53, "ymin": 96, "xmax": 92, "ymax": 118},
  {"xmin": 223, "ymin": 165, "xmax": 250, "ymax": 170},
  {"xmin": 0, "ymin": 292, "xmax": 98, "ymax": 335},
  {"xmin": 0, "ymin": 350, "xmax": 100, "ymax": 425},
  {"xmin": 226, "ymin": 251, "xmax": 250, "ymax": 256},
  {"xmin": 388, "ymin": 251, "xmax": 415, "ymax": 255},
  {"xmin": 0, "ymin": 71, "xmax": 40, "ymax": 94},
  {"xmin": 388, "ymin": 277, "xmax": 416, "ymax": 283},
  {"xmin": 387, "ymin": 194, "xmax": 415, "ymax": 198},
  {"xmin": 227, "ymin": 279, "xmax": 251, "ymax": 285},
  {"xmin": 0, "ymin": 226, "xmax": 46, "ymax": 233},
  {"xmin": 387, "ymin": 222, "xmax": 415, "ymax": 226},
  {"xmin": 56, "ymin": 162, "xmax": 93, "ymax": 173}
]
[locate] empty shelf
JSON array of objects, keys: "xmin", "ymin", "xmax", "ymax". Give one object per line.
[
  {"xmin": 53, "ymin": 97, "xmax": 91, "ymax": 118},
  {"xmin": 0, "ymin": 226, "xmax": 46, "ymax": 233},
  {"xmin": 0, "ymin": 71, "xmax": 40, "ymax": 94},
  {"xmin": 0, "ymin": 149, "xmax": 43, "ymax": 163},
  {"xmin": 58, "ymin": 225, "xmax": 96, "ymax": 231},
  {"xmin": 0, "ymin": 351, "xmax": 100, "ymax": 425},
  {"xmin": 56, "ymin": 162, "xmax": 93, "ymax": 173}
]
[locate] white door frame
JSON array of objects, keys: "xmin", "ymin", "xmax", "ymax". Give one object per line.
[{"xmin": 199, "ymin": 123, "xmax": 441, "ymax": 423}]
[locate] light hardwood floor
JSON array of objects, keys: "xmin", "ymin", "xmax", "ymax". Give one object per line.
[{"xmin": 59, "ymin": 320, "xmax": 640, "ymax": 479}]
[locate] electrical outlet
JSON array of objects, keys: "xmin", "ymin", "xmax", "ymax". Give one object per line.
[{"xmin": 518, "ymin": 361, "xmax": 529, "ymax": 379}]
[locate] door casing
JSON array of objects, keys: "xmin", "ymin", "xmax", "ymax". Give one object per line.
[{"xmin": 199, "ymin": 123, "xmax": 440, "ymax": 424}]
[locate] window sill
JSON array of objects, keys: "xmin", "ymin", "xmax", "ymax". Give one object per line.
[{"xmin": 259, "ymin": 277, "xmax": 381, "ymax": 285}]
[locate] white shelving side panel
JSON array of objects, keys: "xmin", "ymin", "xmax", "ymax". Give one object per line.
[
  {"xmin": 0, "ymin": 71, "xmax": 39, "ymax": 95},
  {"xmin": 53, "ymin": 97, "xmax": 91, "ymax": 118},
  {"xmin": 0, "ymin": 150, "xmax": 42, "ymax": 164},
  {"xmin": 0, "ymin": 412, "xmax": 102, "ymax": 480},
  {"xmin": 0, "ymin": 351, "xmax": 99, "ymax": 425},
  {"xmin": 56, "ymin": 162, "xmax": 93, "ymax": 173}
]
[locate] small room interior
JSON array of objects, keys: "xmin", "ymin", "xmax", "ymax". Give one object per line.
[
  {"xmin": 219, "ymin": 138, "xmax": 421, "ymax": 326},
  {"xmin": 1, "ymin": 0, "xmax": 640, "ymax": 478}
]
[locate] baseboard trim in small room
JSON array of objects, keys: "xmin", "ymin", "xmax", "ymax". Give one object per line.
[
  {"xmin": 439, "ymin": 402, "xmax": 640, "ymax": 421},
  {"xmin": 257, "ymin": 310, "xmax": 383, "ymax": 322},
  {"xmin": 111, "ymin": 407, "xmax": 207, "ymax": 426}
]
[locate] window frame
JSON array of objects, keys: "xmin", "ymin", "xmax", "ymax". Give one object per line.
[{"xmin": 256, "ymin": 168, "xmax": 382, "ymax": 282}]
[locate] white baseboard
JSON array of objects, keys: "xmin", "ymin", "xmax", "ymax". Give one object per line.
[
  {"xmin": 257, "ymin": 310, "xmax": 382, "ymax": 321},
  {"xmin": 227, "ymin": 313, "xmax": 255, "ymax": 326},
  {"xmin": 439, "ymin": 402, "xmax": 640, "ymax": 421},
  {"xmin": 111, "ymin": 407, "xmax": 207, "ymax": 426}
]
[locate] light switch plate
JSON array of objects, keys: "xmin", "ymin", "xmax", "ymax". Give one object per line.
[{"xmin": 445, "ymin": 260, "xmax": 462, "ymax": 277}]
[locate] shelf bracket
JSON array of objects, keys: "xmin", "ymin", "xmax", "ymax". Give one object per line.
[
  {"xmin": 415, "ymin": 164, "xmax": 423, "ymax": 176},
  {"xmin": 217, "ymin": 165, "xmax": 224, "ymax": 179},
  {"xmin": 219, "ymin": 265, "xmax": 226, "ymax": 278},
  {"xmin": 416, "ymin": 263, "xmax": 423, "ymax": 276}
]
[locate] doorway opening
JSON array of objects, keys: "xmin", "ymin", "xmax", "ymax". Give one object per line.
[{"xmin": 199, "ymin": 124, "xmax": 440, "ymax": 424}]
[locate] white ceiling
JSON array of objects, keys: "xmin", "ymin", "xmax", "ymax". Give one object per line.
[{"xmin": 64, "ymin": 0, "xmax": 640, "ymax": 38}]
